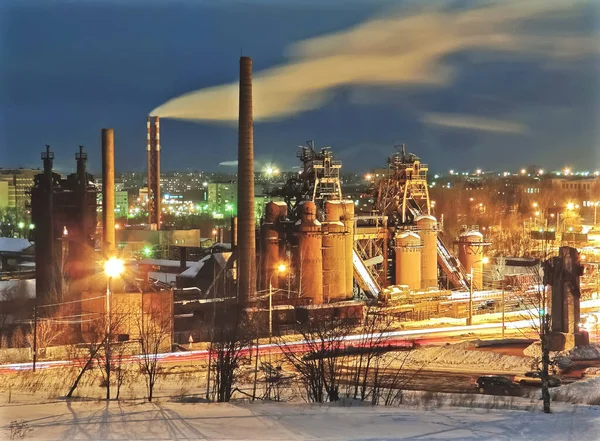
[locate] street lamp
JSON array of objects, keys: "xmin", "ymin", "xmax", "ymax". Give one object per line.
[
  {"xmin": 467, "ymin": 257, "xmax": 489, "ymax": 326},
  {"xmin": 269, "ymin": 263, "xmax": 287, "ymax": 339}
]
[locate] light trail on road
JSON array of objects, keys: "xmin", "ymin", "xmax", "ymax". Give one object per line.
[{"xmin": 0, "ymin": 318, "xmax": 537, "ymax": 373}]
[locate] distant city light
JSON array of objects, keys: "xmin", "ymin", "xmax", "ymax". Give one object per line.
[
  {"xmin": 520, "ymin": 169, "xmax": 526, "ymax": 175},
  {"xmin": 538, "ymin": 169, "xmax": 544, "ymax": 175},
  {"xmin": 365, "ymin": 174, "xmax": 373, "ymax": 181},
  {"xmin": 476, "ymin": 169, "xmax": 482, "ymax": 175},
  {"xmin": 449, "ymin": 170, "xmax": 454, "ymax": 175},
  {"xmin": 202, "ymin": 182, "xmax": 208, "ymax": 187},
  {"xmin": 564, "ymin": 167, "xmax": 571, "ymax": 175}
]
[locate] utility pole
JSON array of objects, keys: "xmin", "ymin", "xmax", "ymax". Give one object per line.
[
  {"xmin": 32, "ymin": 305, "xmax": 38, "ymax": 372},
  {"xmin": 501, "ymin": 280, "xmax": 505, "ymax": 339},
  {"xmin": 467, "ymin": 267, "xmax": 473, "ymax": 326}
]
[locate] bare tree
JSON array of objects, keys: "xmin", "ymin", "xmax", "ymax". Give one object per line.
[
  {"xmin": 513, "ymin": 263, "xmax": 553, "ymax": 413},
  {"xmin": 347, "ymin": 306, "xmax": 396, "ymax": 401},
  {"xmin": 208, "ymin": 307, "xmax": 252, "ymax": 402},
  {"xmin": 66, "ymin": 302, "xmax": 128, "ymax": 399},
  {"xmin": 26, "ymin": 318, "xmax": 63, "ymax": 355},
  {"xmin": 136, "ymin": 301, "xmax": 172, "ymax": 402},
  {"xmin": 0, "ymin": 282, "xmax": 32, "ymax": 348},
  {"xmin": 277, "ymin": 317, "xmax": 352, "ymax": 403}
]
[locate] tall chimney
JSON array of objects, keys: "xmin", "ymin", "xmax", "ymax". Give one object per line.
[
  {"xmin": 102, "ymin": 128, "xmax": 116, "ymax": 256},
  {"xmin": 237, "ymin": 56, "xmax": 256, "ymax": 303},
  {"xmin": 147, "ymin": 116, "xmax": 161, "ymax": 229}
]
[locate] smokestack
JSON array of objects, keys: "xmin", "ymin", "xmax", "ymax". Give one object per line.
[
  {"xmin": 102, "ymin": 128, "xmax": 116, "ymax": 256},
  {"xmin": 237, "ymin": 56, "xmax": 256, "ymax": 303},
  {"xmin": 147, "ymin": 116, "xmax": 161, "ymax": 229}
]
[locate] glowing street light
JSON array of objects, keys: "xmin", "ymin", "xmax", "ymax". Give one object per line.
[
  {"xmin": 365, "ymin": 174, "xmax": 373, "ymax": 181},
  {"xmin": 520, "ymin": 169, "xmax": 526, "ymax": 175},
  {"xmin": 532, "ymin": 202, "xmax": 538, "ymax": 208},
  {"xmin": 104, "ymin": 257, "xmax": 124, "ymax": 279},
  {"xmin": 564, "ymin": 167, "xmax": 571, "ymax": 176},
  {"xmin": 566, "ymin": 202, "xmax": 575, "ymax": 210}
]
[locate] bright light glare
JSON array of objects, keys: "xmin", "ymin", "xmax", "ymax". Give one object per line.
[
  {"xmin": 277, "ymin": 263, "xmax": 287, "ymax": 273},
  {"xmin": 567, "ymin": 202, "xmax": 575, "ymax": 210},
  {"xmin": 482, "ymin": 257, "xmax": 490, "ymax": 264},
  {"xmin": 104, "ymin": 257, "xmax": 124, "ymax": 278},
  {"xmin": 520, "ymin": 169, "xmax": 526, "ymax": 174}
]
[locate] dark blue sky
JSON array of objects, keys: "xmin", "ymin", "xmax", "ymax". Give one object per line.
[{"xmin": 0, "ymin": 0, "xmax": 598, "ymax": 175}]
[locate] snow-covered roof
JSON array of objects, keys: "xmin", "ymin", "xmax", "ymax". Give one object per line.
[
  {"xmin": 415, "ymin": 214, "xmax": 437, "ymax": 222},
  {"xmin": 0, "ymin": 279, "xmax": 35, "ymax": 299},
  {"xmin": 0, "ymin": 237, "xmax": 33, "ymax": 253},
  {"xmin": 139, "ymin": 259, "xmax": 186, "ymax": 268},
  {"xmin": 179, "ymin": 255, "xmax": 211, "ymax": 278},
  {"xmin": 460, "ymin": 230, "xmax": 484, "ymax": 239},
  {"xmin": 397, "ymin": 231, "xmax": 420, "ymax": 240}
]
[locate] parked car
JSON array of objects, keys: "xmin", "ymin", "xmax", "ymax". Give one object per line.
[
  {"xmin": 513, "ymin": 371, "xmax": 561, "ymax": 387},
  {"xmin": 582, "ymin": 367, "xmax": 600, "ymax": 378},
  {"xmin": 476, "ymin": 376, "xmax": 523, "ymax": 396},
  {"xmin": 477, "ymin": 300, "xmax": 497, "ymax": 311}
]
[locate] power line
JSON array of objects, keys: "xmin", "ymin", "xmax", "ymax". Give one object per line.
[{"xmin": 37, "ymin": 294, "xmax": 107, "ymax": 309}]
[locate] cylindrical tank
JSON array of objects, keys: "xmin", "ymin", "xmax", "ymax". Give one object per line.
[
  {"xmin": 296, "ymin": 201, "xmax": 323, "ymax": 304},
  {"xmin": 322, "ymin": 221, "xmax": 346, "ymax": 303},
  {"xmin": 458, "ymin": 230, "xmax": 485, "ymax": 290},
  {"xmin": 261, "ymin": 202, "xmax": 282, "ymax": 291},
  {"xmin": 416, "ymin": 215, "xmax": 438, "ymax": 289},
  {"xmin": 394, "ymin": 231, "xmax": 422, "ymax": 291},
  {"xmin": 323, "ymin": 201, "xmax": 348, "ymax": 302},
  {"xmin": 340, "ymin": 201, "xmax": 355, "ymax": 298}
]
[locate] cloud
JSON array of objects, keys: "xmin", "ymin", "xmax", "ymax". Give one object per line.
[
  {"xmin": 219, "ymin": 160, "xmax": 238, "ymax": 166},
  {"xmin": 151, "ymin": 0, "xmax": 596, "ymax": 123},
  {"xmin": 421, "ymin": 113, "xmax": 528, "ymax": 134}
]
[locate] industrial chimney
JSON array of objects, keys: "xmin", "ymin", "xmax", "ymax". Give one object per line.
[
  {"xmin": 147, "ymin": 116, "xmax": 161, "ymax": 230},
  {"xmin": 237, "ymin": 56, "xmax": 257, "ymax": 304},
  {"xmin": 102, "ymin": 129, "xmax": 116, "ymax": 256}
]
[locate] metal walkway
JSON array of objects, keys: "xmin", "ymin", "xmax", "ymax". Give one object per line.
[{"xmin": 353, "ymin": 249, "xmax": 381, "ymax": 298}]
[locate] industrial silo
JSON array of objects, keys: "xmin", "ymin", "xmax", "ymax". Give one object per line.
[
  {"xmin": 260, "ymin": 201, "xmax": 282, "ymax": 291},
  {"xmin": 296, "ymin": 201, "xmax": 323, "ymax": 304},
  {"xmin": 340, "ymin": 201, "xmax": 355, "ymax": 299},
  {"xmin": 415, "ymin": 215, "xmax": 438, "ymax": 289},
  {"xmin": 458, "ymin": 230, "xmax": 486, "ymax": 290},
  {"xmin": 394, "ymin": 231, "xmax": 422, "ymax": 291},
  {"xmin": 323, "ymin": 201, "xmax": 347, "ymax": 302}
]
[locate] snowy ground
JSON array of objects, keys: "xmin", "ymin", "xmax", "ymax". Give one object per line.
[{"xmin": 1, "ymin": 400, "xmax": 599, "ymax": 440}]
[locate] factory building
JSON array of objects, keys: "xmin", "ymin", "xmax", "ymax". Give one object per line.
[
  {"xmin": 0, "ymin": 168, "xmax": 39, "ymax": 211},
  {"xmin": 30, "ymin": 146, "xmax": 98, "ymax": 305}
]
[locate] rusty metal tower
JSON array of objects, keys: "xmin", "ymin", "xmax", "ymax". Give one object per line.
[
  {"xmin": 375, "ymin": 144, "xmax": 431, "ymax": 223},
  {"xmin": 147, "ymin": 116, "xmax": 161, "ymax": 229}
]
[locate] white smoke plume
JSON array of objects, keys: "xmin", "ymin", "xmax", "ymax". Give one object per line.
[
  {"xmin": 421, "ymin": 113, "xmax": 528, "ymax": 134},
  {"xmin": 150, "ymin": 0, "xmax": 596, "ymax": 123}
]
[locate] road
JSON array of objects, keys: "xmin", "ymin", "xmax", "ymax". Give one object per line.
[{"xmin": 0, "ymin": 319, "xmax": 536, "ymax": 374}]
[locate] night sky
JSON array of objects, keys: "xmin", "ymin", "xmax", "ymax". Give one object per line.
[{"xmin": 0, "ymin": 0, "xmax": 598, "ymax": 175}]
